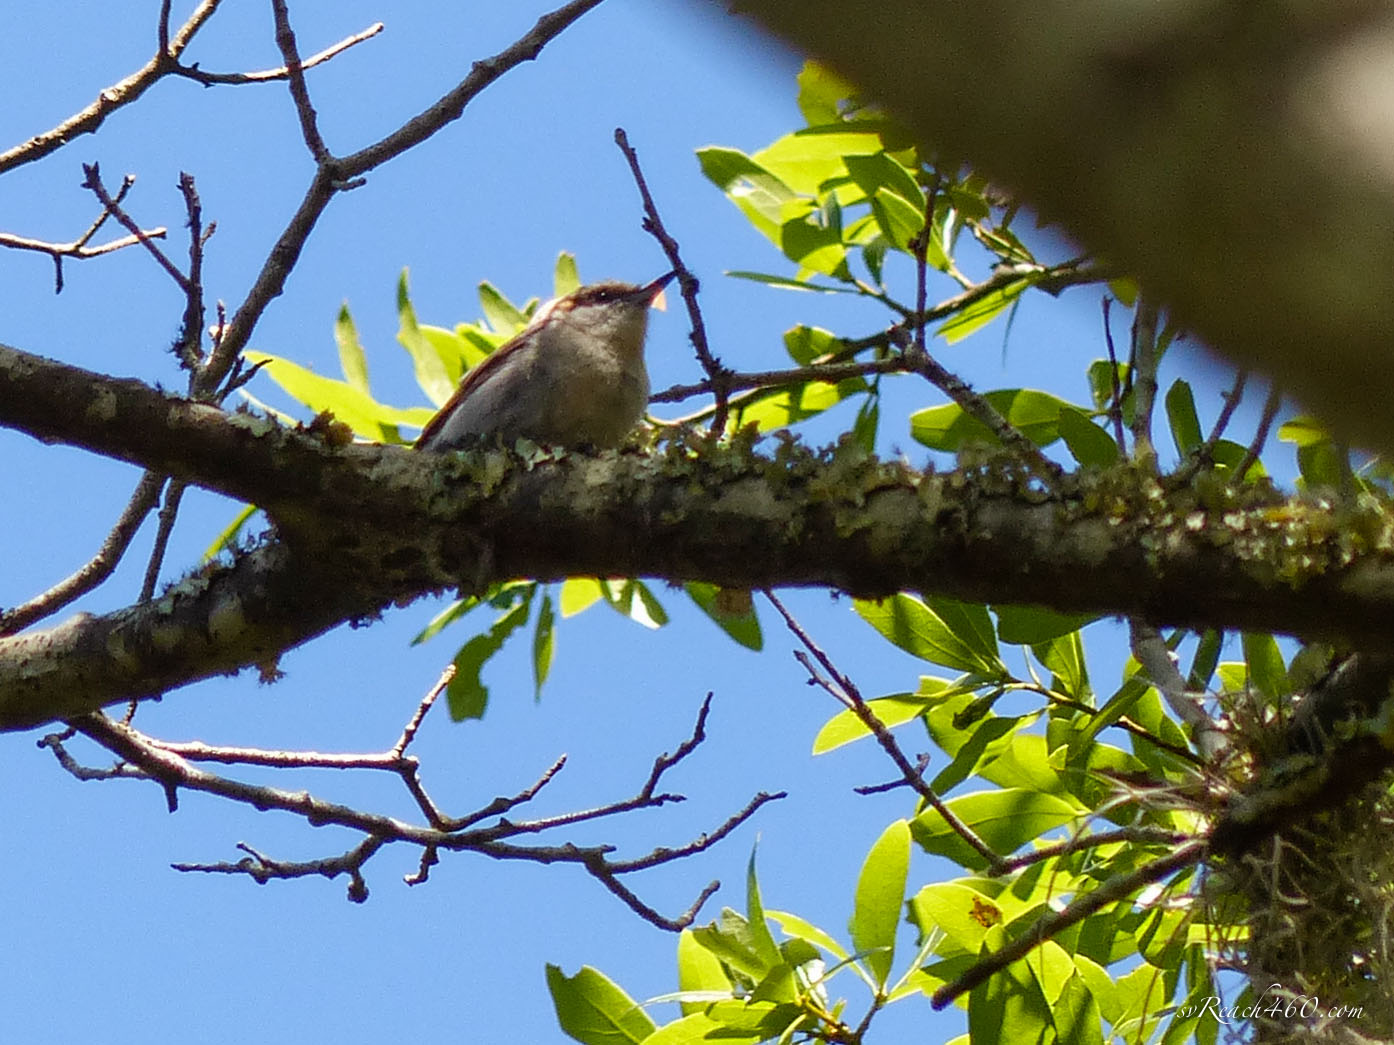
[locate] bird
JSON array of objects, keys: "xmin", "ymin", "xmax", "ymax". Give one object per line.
[{"xmin": 414, "ymin": 272, "xmax": 676, "ymax": 451}]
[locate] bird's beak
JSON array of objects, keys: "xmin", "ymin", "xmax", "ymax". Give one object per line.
[{"xmin": 641, "ymin": 270, "xmax": 678, "ymax": 311}]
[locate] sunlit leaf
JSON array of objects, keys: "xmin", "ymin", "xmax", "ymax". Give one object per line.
[
  {"xmin": 850, "ymin": 820, "xmax": 910, "ymax": 987},
  {"xmin": 856, "ymin": 594, "xmax": 1004, "ymax": 676},
  {"xmin": 334, "ymin": 303, "xmax": 370, "ymax": 394},
  {"xmin": 545, "ymin": 964, "xmax": 655, "ymax": 1045},
  {"xmin": 1057, "ymin": 406, "xmax": 1120, "ymax": 467},
  {"xmin": 994, "ymin": 604, "xmax": 1095, "ymax": 645},
  {"xmin": 1242, "ymin": 631, "xmax": 1289, "ymax": 701},
  {"xmin": 397, "ymin": 269, "xmax": 454, "ymax": 406},
  {"xmin": 560, "ymin": 577, "xmax": 605, "ymax": 617},
  {"xmin": 554, "ymin": 250, "xmax": 581, "ymax": 296},
  {"xmin": 910, "ymin": 388, "xmax": 1075, "ymax": 452},
  {"xmin": 203, "ymin": 502, "xmax": 259, "ymax": 561},
  {"xmin": 533, "ymin": 591, "xmax": 555, "ymax": 699},
  {"xmin": 244, "ymin": 350, "xmax": 430, "ymax": 442},
  {"xmin": 685, "ymin": 582, "xmax": 762, "ymax": 650},
  {"xmin": 446, "ymin": 595, "xmax": 531, "ymax": 720},
  {"xmin": 677, "ymin": 930, "xmax": 731, "ymax": 1017},
  {"xmin": 1164, "ymin": 380, "xmax": 1202, "ymax": 457},
  {"xmin": 936, "ymin": 275, "xmax": 1036, "ymax": 343},
  {"xmin": 726, "ymin": 270, "xmax": 857, "ymax": 294},
  {"xmin": 911, "ymin": 788, "xmax": 1085, "ymax": 867}
]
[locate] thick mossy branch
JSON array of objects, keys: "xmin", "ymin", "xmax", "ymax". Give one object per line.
[{"xmin": 4, "ymin": 341, "xmax": 1394, "ymax": 730}]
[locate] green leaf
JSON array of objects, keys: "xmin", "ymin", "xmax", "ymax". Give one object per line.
[
  {"xmin": 969, "ymin": 949, "xmax": 1053, "ymax": 1045},
  {"xmin": 1033, "ymin": 630, "xmax": 1090, "ymax": 700},
  {"xmin": 413, "ymin": 595, "xmax": 475, "ymax": 644},
  {"xmin": 477, "ymin": 280, "xmax": 529, "ymax": 334},
  {"xmin": 554, "ymin": 251, "xmax": 581, "ymax": 296},
  {"xmin": 936, "ymin": 275, "xmax": 1035, "ymax": 343},
  {"xmin": 1080, "ymin": 675, "xmax": 1149, "ymax": 746},
  {"xmin": 911, "ymin": 885, "xmax": 1001, "ymax": 956},
  {"xmin": 766, "ymin": 910, "xmax": 850, "ymax": 963},
  {"xmin": 783, "ymin": 324, "xmax": 843, "ymax": 365},
  {"xmin": 203, "ymin": 502, "xmax": 259, "ymax": 561},
  {"xmin": 752, "ymin": 128, "xmax": 889, "ymax": 195},
  {"xmin": 685, "ymin": 582, "xmax": 762, "ymax": 651},
  {"xmin": 560, "ymin": 577, "xmax": 605, "ymax": 617},
  {"xmin": 850, "ymin": 819, "xmax": 910, "ymax": 987},
  {"xmin": 869, "ymin": 188, "xmax": 929, "ymax": 254},
  {"xmin": 600, "ymin": 579, "xmax": 668, "ymax": 629},
  {"xmin": 725, "ymin": 270, "xmax": 857, "ymax": 294},
  {"xmin": 676, "ymin": 930, "xmax": 730, "ymax": 1016},
  {"xmin": 855, "ymin": 594, "xmax": 1004, "ymax": 676},
  {"xmin": 533, "ymin": 591, "xmax": 555, "ymax": 699},
  {"xmin": 851, "ymin": 395, "xmax": 880, "ymax": 455},
  {"xmin": 994, "ymin": 604, "xmax": 1095, "ymax": 645},
  {"xmin": 334, "ymin": 303, "xmax": 370, "ymax": 394},
  {"xmin": 843, "ymin": 152, "xmax": 924, "ymax": 214},
  {"xmin": 778, "ymin": 215, "xmax": 851, "ymax": 280},
  {"xmin": 545, "ymin": 964, "xmax": 656, "ymax": 1045},
  {"xmin": 1164, "ymin": 380, "xmax": 1203, "ymax": 457},
  {"xmin": 977, "ymin": 733, "xmax": 1069, "ymax": 795},
  {"xmin": 1277, "ymin": 414, "xmax": 1328, "ymax": 448},
  {"xmin": 910, "ymin": 388, "xmax": 1074, "ymax": 452},
  {"xmin": 731, "ymin": 376, "xmax": 865, "ymax": 432},
  {"xmin": 1052, "ymin": 971, "xmax": 1105, "ymax": 1045},
  {"xmin": 1087, "ymin": 359, "xmax": 1129, "ymax": 414},
  {"xmin": 910, "ymin": 788, "xmax": 1084, "ymax": 866},
  {"xmin": 1057, "ymin": 406, "xmax": 1120, "ymax": 467},
  {"xmin": 745, "ymin": 849, "xmax": 782, "ymax": 970},
  {"xmin": 1241, "ymin": 631, "xmax": 1289, "ymax": 701},
  {"xmin": 243, "ymin": 350, "xmax": 431, "ymax": 442},
  {"xmin": 928, "ymin": 713, "xmax": 1024, "ymax": 795},
  {"xmin": 641, "ymin": 1011, "xmax": 764, "ymax": 1045},
  {"xmin": 446, "ymin": 595, "xmax": 531, "ymax": 720},
  {"xmin": 692, "ymin": 910, "xmax": 779, "ymax": 984},
  {"xmin": 396, "ymin": 269, "xmax": 454, "ymax": 406},
  {"xmin": 795, "ymin": 59, "xmax": 857, "ymax": 125},
  {"xmin": 1187, "ymin": 629, "xmax": 1222, "ymax": 691},
  {"xmin": 1209, "ymin": 438, "xmax": 1267, "ymax": 480},
  {"xmin": 813, "ymin": 691, "xmax": 935, "ymax": 753},
  {"xmin": 696, "ymin": 146, "xmax": 798, "ymax": 239}
]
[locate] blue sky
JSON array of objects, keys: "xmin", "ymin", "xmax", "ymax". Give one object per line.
[{"xmin": 0, "ymin": 3, "xmax": 1275, "ymax": 1042}]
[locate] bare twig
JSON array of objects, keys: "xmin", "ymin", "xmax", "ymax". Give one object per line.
[
  {"xmin": 1234, "ymin": 383, "xmax": 1283, "ymax": 481},
  {"xmin": 392, "ymin": 664, "xmax": 454, "ymax": 757},
  {"xmin": 651, "ymin": 358, "xmax": 910, "ymax": 414},
  {"xmin": 614, "ymin": 127, "xmax": 730, "ymax": 432},
  {"xmin": 0, "ymin": 471, "xmax": 165, "ymax": 635},
  {"xmin": 901, "ymin": 342, "xmax": 1065, "ymax": 488},
  {"xmin": 907, "ymin": 175, "xmax": 943, "ymax": 351},
  {"xmin": 45, "ymin": 692, "xmax": 771, "ymax": 931},
  {"xmin": 764, "ymin": 590, "xmax": 1006, "ymax": 872},
  {"xmin": 269, "ymin": 0, "xmax": 330, "ymax": 163},
  {"xmin": 81, "ymin": 165, "xmax": 190, "ymax": 292},
  {"xmin": 139, "ymin": 479, "xmax": 188, "ymax": 601},
  {"xmin": 174, "ymin": 173, "xmax": 208, "ymax": 370},
  {"xmin": 1129, "ymin": 622, "xmax": 1227, "ymax": 758},
  {"xmin": 0, "ymin": 0, "xmax": 224, "ymax": 174},
  {"xmin": 0, "ymin": 227, "xmax": 169, "ymax": 294},
  {"xmin": 197, "ymin": 0, "xmax": 608, "ymax": 398},
  {"xmin": 174, "ymin": 23, "xmax": 383, "ymax": 86},
  {"xmin": 931, "ymin": 840, "xmax": 1206, "ymax": 1008},
  {"xmin": 1101, "ymin": 296, "xmax": 1127, "ymax": 450},
  {"xmin": 1128, "ymin": 296, "xmax": 1161, "ymax": 466}
]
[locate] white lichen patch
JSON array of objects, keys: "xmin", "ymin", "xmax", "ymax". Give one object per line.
[{"xmin": 83, "ymin": 387, "xmax": 119, "ymax": 424}]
